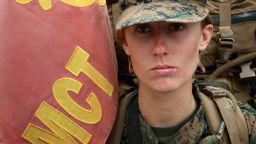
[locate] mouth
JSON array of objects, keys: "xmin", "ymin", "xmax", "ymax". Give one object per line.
[{"xmin": 151, "ymin": 65, "xmax": 177, "ymax": 75}]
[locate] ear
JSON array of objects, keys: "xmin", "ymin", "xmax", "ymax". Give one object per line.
[
  {"xmin": 198, "ymin": 24, "xmax": 213, "ymax": 51},
  {"xmin": 122, "ymin": 42, "xmax": 130, "ymax": 55},
  {"xmin": 122, "ymin": 32, "xmax": 131, "ymax": 55}
]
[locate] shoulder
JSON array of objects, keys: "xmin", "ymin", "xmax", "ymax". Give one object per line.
[
  {"xmin": 238, "ymin": 102, "xmax": 256, "ymax": 143},
  {"xmin": 238, "ymin": 101, "xmax": 256, "ymax": 115},
  {"xmin": 194, "ymin": 83, "xmax": 256, "ymax": 143}
]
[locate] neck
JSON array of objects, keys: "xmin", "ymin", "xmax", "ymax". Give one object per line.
[{"xmin": 138, "ymin": 81, "xmax": 196, "ymax": 128}]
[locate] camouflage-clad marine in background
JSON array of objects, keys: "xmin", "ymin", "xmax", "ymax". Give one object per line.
[{"xmin": 107, "ymin": 0, "xmax": 256, "ymax": 144}]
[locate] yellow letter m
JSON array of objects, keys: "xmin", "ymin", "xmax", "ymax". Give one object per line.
[{"xmin": 22, "ymin": 102, "xmax": 92, "ymax": 144}]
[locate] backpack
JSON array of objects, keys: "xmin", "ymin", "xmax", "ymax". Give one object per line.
[
  {"xmin": 107, "ymin": 84, "xmax": 248, "ymax": 144},
  {"xmin": 198, "ymin": 0, "xmax": 256, "ymax": 104}
]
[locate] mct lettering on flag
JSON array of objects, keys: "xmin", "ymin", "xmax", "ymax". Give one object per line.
[{"xmin": 0, "ymin": 0, "xmax": 118, "ymax": 143}]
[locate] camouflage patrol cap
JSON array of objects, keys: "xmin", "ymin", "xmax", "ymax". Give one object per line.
[{"xmin": 116, "ymin": 0, "xmax": 209, "ymax": 30}]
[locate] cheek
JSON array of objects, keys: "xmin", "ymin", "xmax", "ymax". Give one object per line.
[
  {"xmin": 175, "ymin": 38, "xmax": 200, "ymax": 68},
  {"xmin": 177, "ymin": 39, "xmax": 199, "ymax": 57},
  {"xmin": 130, "ymin": 50, "xmax": 147, "ymax": 70}
]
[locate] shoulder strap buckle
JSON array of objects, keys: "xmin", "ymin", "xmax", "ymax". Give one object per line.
[
  {"xmin": 203, "ymin": 86, "xmax": 227, "ymax": 98},
  {"xmin": 218, "ymin": 26, "xmax": 234, "ymax": 50}
]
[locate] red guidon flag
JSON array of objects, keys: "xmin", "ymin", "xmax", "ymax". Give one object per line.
[{"xmin": 0, "ymin": 0, "xmax": 118, "ymax": 143}]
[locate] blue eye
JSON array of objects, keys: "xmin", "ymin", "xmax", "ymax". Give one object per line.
[
  {"xmin": 169, "ymin": 23, "xmax": 184, "ymax": 31},
  {"xmin": 135, "ymin": 24, "xmax": 152, "ymax": 33}
]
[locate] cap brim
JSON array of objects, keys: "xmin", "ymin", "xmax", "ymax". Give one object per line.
[{"xmin": 116, "ymin": 1, "xmax": 209, "ymax": 30}]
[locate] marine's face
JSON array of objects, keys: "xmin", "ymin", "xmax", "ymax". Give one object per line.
[{"xmin": 122, "ymin": 22, "xmax": 213, "ymax": 93}]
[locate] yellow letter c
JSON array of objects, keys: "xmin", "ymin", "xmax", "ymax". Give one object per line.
[{"xmin": 53, "ymin": 78, "xmax": 102, "ymax": 124}]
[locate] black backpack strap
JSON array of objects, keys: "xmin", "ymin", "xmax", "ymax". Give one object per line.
[
  {"xmin": 126, "ymin": 95, "xmax": 142, "ymax": 143},
  {"xmin": 107, "ymin": 89, "xmax": 137, "ymax": 144}
]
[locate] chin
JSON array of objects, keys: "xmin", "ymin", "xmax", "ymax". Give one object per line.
[
  {"xmin": 151, "ymin": 76, "xmax": 193, "ymax": 93},
  {"xmin": 150, "ymin": 81, "xmax": 183, "ymax": 93}
]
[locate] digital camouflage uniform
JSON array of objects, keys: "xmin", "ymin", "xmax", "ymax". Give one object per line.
[{"xmin": 117, "ymin": 89, "xmax": 256, "ymax": 144}]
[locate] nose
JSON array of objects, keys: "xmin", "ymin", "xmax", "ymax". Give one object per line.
[{"xmin": 152, "ymin": 34, "xmax": 168, "ymax": 56}]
